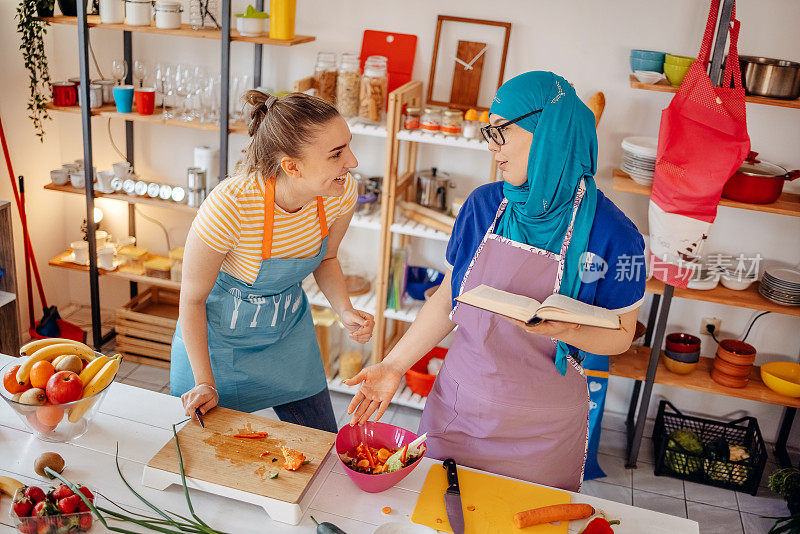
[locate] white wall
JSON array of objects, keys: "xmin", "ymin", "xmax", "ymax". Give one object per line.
[{"xmin": 1, "ymin": 0, "xmax": 798, "ymax": 442}]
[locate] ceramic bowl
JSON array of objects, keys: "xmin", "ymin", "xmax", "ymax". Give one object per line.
[
  {"xmin": 630, "ymin": 57, "xmax": 664, "ymax": 74},
  {"xmin": 666, "ymin": 332, "xmax": 701, "ymax": 353},
  {"xmin": 630, "ymin": 49, "xmax": 667, "ymax": 62},
  {"xmin": 336, "ymin": 421, "xmax": 426, "ymax": 493},
  {"xmin": 633, "ymin": 70, "xmax": 667, "ymax": 84},
  {"xmin": 664, "ymin": 63, "xmax": 691, "ymax": 86},
  {"xmin": 0, "ymin": 357, "xmax": 113, "ymax": 442},
  {"xmin": 761, "ymin": 362, "xmax": 800, "ymax": 397},
  {"xmin": 713, "ymin": 357, "xmax": 752, "ymax": 378},
  {"xmin": 716, "ymin": 339, "xmax": 756, "ymax": 366},
  {"xmin": 663, "ymin": 355, "xmax": 698, "ymax": 375},
  {"xmin": 665, "ymin": 54, "xmax": 696, "ymax": 67},
  {"xmin": 665, "ymin": 348, "xmax": 700, "ymax": 363},
  {"xmin": 236, "ymin": 16, "xmax": 266, "ymax": 36},
  {"xmin": 720, "ymin": 273, "xmax": 756, "ymax": 291},
  {"xmin": 688, "ymin": 271, "xmax": 720, "ymax": 291},
  {"xmin": 711, "ymin": 368, "xmax": 749, "ymax": 388}
]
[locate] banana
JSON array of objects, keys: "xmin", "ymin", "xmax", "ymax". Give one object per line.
[
  {"xmin": 20, "ymin": 338, "xmax": 93, "ymax": 358},
  {"xmin": 16, "ymin": 343, "xmax": 94, "ymax": 385},
  {"xmin": 69, "ymin": 354, "xmax": 121, "ymax": 423},
  {"xmin": 77, "ymin": 355, "xmax": 114, "ymax": 385},
  {"xmin": 0, "ymin": 475, "xmax": 24, "ymax": 496}
]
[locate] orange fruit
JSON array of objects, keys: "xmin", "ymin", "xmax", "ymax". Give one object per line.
[
  {"xmin": 36, "ymin": 405, "xmax": 64, "ymax": 427},
  {"xmin": 30, "ymin": 361, "xmax": 56, "ymax": 389},
  {"xmin": 3, "ymin": 365, "xmax": 30, "ymax": 394}
]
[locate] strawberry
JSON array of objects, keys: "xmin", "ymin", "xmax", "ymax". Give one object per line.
[
  {"xmin": 78, "ymin": 513, "xmax": 93, "ymax": 531},
  {"xmin": 33, "ymin": 500, "xmax": 58, "ymax": 517},
  {"xmin": 51, "ymin": 484, "xmax": 73, "ymax": 501},
  {"xmin": 57, "ymin": 494, "xmax": 82, "ymax": 514},
  {"xmin": 18, "ymin": 520, "xmax": 37, "ymax": 534},
  {"xmin": 77, "ymin": 500, "xmax": 90, "ymax": 512},
  {"xmin": 12, "ymin": 496, "xmax": 34, "ymax": 517},
  {"xmin": 32, "ymin": 501, "xmax": 46, "ymax": 517},
  {"xmin": 76, "ymin": 485, "xmax": 94, "ymax": 502},
  {"xmin": 24, "ymin": 486, "xmax": 46, "ymax": 503}
]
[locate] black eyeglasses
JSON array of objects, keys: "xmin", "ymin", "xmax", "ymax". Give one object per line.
[{"xmin": 481, "ymin": 109, "xmax": 543, "ymax": 145}]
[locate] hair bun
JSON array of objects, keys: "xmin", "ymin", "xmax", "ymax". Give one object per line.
[{"xmin": 243, "ymin": 90, "xmax": 277, "ymax": 137}]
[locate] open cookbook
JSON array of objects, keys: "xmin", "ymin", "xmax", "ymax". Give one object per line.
[{"xmin": 456, "ymin": 284, "xmax": 620, "ymax": 329}]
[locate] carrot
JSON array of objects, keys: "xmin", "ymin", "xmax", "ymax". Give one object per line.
[
  {"xmin": 381, "ymin": 507, "xmax": 392, "ymax": 514},
  {"xmin": 259, "ymin": 452, "xmax": 270, "ymax": 457},
  {"xmin": 234, "ymin": 432, "xmax": 269, "ymax": 438},
  {"xmin": 364, "ymin": 444, "xmax": 377, "ymax": 469},
  {"xmin": 513, "ymin": 504, "xmax": 594, "ymax": 529}
]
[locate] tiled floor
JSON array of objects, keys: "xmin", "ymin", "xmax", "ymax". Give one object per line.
[{"xmin": 58, "ymin": 305, "xmax": 797, "ymax": 533}]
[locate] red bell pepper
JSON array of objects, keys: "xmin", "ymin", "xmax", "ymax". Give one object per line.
[{"xmin": 579, "ymin": 516, "xmax": 620, "ymax": 534}]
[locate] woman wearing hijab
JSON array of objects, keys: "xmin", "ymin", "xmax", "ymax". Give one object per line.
[{"xmin": 345, "ymin": 72, "xmax": 645, "ymax": 491}]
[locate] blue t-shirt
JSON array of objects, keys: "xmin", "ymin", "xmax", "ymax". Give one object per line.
[{"xmin": 446, "ymin": 182, "xmax": 646, "ymax": 361}]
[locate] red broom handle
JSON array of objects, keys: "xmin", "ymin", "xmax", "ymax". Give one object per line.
[
  {"xmin": 0, "ymin": 114, "xmax": 48, "ymax": 310},
  {"xmin": 19, "ymin": 176, "xmax": 35, "ymax": 327}
]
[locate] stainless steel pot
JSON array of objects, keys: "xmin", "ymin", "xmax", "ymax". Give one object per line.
[
  {"xmin": 739, "ymin": 56, "xmax": 800, "ymax": 100},
  {"xmin": 416, "ymin": 168, "xmax": 454, "ymax": 212}
]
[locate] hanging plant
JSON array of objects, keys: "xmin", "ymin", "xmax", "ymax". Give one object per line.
[{"xmin": 16, "ymin": 0, "xmax": 53, "ymax": 141}]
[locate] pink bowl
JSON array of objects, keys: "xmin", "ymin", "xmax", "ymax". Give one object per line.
[{"xmin": 336, "ymin": 421, "xmax": 426, "ymax": 493}]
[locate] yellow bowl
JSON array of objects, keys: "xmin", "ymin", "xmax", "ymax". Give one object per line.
[
  {"xmin": 664, "ymin": 63, "xmax": 691, "ymax": 87},
  {"xmin": 663, "ymin": 354, "xmax": 698, "ymax": 375},
  {"xmin": 665, "ymin": 54, "xmax": 696, "ymax": 67},
  {"xmin": 761, "ymin": 362, "xmax": 800, "ymax": 397}
]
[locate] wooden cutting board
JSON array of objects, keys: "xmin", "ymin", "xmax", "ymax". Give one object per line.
[
  {"xmin": 143, "ymin": 407, "xmax": 335, "ymax": 524},
  {"xmin": 411, "ymin": 465, "xmax": 571, "ymax": 534}
]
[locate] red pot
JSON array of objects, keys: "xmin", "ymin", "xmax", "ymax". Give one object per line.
[{"xmin": 722, "ymin": 151, "xmax": 800, "ymax": 204}]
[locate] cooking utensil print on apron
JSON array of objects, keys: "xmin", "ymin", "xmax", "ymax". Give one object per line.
[
  {"xmin": 229, "ymin": 288, "xmax": 243, "ymax": 329},
  {"xmin": 249, "ymin": 295, "xmax": 267, "ymax": 327},
  {"xmin": 283, "ymin": 294, "xmax": 292, "ymax": 320},
  {"xmin": 270, "ymin": 294, "xmax": 282, "ymax": 326},
  {"xmin": 291, "ymin": 295, "xmax": 301, "ymax": 313}
]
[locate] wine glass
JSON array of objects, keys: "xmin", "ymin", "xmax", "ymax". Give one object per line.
[
  {"xmin": 160, "ymin": 64, "xmax": 176, "ymax": 119},
  {"xmin": 133, "ymin": 60, "xmax": 148, "ymax": 88},
  {"xmin": 174, "ymin": 65, "xmax": 192, "ymax": 121},
  {"xmin": 111, "ymin": 59, "xmax": 128, "ymax": 86}
]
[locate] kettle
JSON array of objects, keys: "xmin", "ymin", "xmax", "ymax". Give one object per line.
[{"xmin": 415, "ymin": 168, "xmax": 454, "ymax": 212}]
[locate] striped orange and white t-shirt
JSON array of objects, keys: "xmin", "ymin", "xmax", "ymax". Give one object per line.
[{"xmin": 192, "ymin": 172, "xmax": 357, "ymax": 284}]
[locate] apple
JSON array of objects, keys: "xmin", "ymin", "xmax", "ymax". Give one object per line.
[{"xmin": 45, "ymin": 371, "xmax": 83, "ymax": 404}]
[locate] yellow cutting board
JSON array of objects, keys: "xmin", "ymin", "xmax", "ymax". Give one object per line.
[{"xmin": 411, "ymin": 465, "xmax": 571, "ymax": 534}]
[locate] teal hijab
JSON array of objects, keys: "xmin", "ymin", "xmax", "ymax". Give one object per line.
[{"xmin": 490, "ymin": 71, "xmax": 598, "ymax": 376}]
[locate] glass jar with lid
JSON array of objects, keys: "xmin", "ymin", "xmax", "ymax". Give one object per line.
[
  {"xmin": 403, "ymin": 106, "xmax": 421, "ymax": 130},
  {"xmin": 314, "ymin": 52, "xmax": 337, "ymax": 105},
  {"xmin": 336, "ymin": 52, "xmax": 360, "ymax": 118},
  {"xmin": 359, "ymin": 56, "xmax": 388, "ymax": 123},
  {"xmin": 442, "ymin": 109, "xmax": 464, "ymax": 136},
  {"xmin": 421, "ymin": 106, "xmax": 442, "ymax": 132}
]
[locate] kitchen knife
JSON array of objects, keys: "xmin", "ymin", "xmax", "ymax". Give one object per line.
[
  {"xmin": 195, "ymin": 408, "xmax": 205, "ymax": 428},
  {"xmin": 443, "ymin": 458, "xmax": 465, "ymax": 534}
]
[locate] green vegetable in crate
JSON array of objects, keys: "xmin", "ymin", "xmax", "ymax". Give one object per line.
[{"xmin": 664, "ymin": 429, "xmax": 704, "ymax": 475}]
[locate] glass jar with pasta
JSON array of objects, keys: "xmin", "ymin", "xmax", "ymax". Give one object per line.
[
  {"xmin": 359, "ymin": 55, "xmax": 388, "ymax": 123},
  {"xmin": 314, "ymin": 52, "xmax": 337, "ymax": 105},
  {"xmin": 336, "ymin": 52, "xmax": 361, "ymax": 118}
]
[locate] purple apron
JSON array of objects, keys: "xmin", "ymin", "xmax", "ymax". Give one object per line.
[{"xmin": 419, "ymin": 193, "xmax": 590, "ymax": 492}]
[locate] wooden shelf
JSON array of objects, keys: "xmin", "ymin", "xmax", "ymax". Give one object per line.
[
  {"xmin": 41, "ymin": 15, "xmax": 315, "ymax": 46},
  {"xmin": 49, "ymin": 250, "xmax": 180, "ymax": 290},
  {"xmin": 396, "ymin": 129, "xmax": 488, "ymax": 151},
  {"xmin": 629, "ymin": 74, "xmax": 800, "ymax": 109},
  {"xmin": 646, "ymin": 279, "xmax": 800, "ymax": 318},
  {"xmin": 612, "ymin": 169, "xmax": 800, "ymax": 218},
  {"xmin": 46, "ymin": 103, "xmax": 249, "ymax": 135},
  {"xmin": 45, "ymin": 183, "xmax": 199, "ymax": 213},
  {"xmin": 611, "ymin": 345, "xmax": 800, "ymax": 409}
]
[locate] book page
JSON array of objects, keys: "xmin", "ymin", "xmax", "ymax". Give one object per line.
[
  {"xmin": 456, "ymin": 285, "xmax": 541, "ymax": 322},
  {"xmin": 537, "ymin": 293, "xmax": 620, "ymax": 329}
]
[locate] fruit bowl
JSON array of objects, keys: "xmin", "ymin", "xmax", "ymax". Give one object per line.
[
  {"xmin": 336, "ymin": 421, "xmax": 426, "ymax": 493},
  {"xmin": 761, "ymin": 362, "xmax": 800, "ymax": 398},
  {"xmin": 0, "ymin": 356, "xmax": 115, "ymax": 443}
]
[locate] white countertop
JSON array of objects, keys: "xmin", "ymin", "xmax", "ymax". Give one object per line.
[{"xmin": 0, "ymin": 354, "xmax": 699, "ymax": 533}]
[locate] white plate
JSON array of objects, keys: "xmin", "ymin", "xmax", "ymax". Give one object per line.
[
  {"xmin": 373, "ymin": 523, "xmax": 437, "ymax": 534},
  {"xmin": 621, "ymin": 136, "xmax": 658, "ymax": 158},
  {"xmin": 764, "ymin": 267, "xmax": 800, "ymax": 285}
]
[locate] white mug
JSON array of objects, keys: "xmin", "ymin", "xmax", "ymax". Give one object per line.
[
  {"xmin": 113, "ymin": 162, "xmax": 132, "ymax": 179},
  {"xmin": 98, "ymin": 245, "xmax": 116, "ymax": 270},
  {"xmin": 71, "ymin": 240, "xmax": 89, "ymax": 264},
  {"xmin": 50, "ymin": 169, "xmax": 69, "ymax": 186},
  {"xmin": 97, "ymin": 170, "xmax": 115, "ymax": 192},
  {"xmin": 70, "ymin": 171, "xmax": 85, "ymax": 188}
]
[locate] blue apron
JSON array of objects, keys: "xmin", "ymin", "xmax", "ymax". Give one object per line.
[{"xmin": 171, "ymin": 177, "xmax": 329, "ymax": 412}]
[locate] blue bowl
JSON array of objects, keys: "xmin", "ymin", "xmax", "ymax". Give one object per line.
[
  {"xmin": 630, "ymin": 57, "xmax": 665, "ymax": 73},
  {"xmin": 665, "ymin": 348, "xmax": 700, "ymax": 363},
  {"xmin": 405, "ymin": 266, "xmax": 445, "ymax": 301},
  {"xmin": 630, "ymin": 49, "xmax": 667, "ymax": 62}
]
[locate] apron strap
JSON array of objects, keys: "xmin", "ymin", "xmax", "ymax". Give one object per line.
[{"xmin": 261, "ymin": 177, "xmax": 330, "ymax": 259}]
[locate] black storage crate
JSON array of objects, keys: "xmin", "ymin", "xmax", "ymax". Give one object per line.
[{"xmin": 652, "ymin": 400, "xmax": 767, "ymax": 495}]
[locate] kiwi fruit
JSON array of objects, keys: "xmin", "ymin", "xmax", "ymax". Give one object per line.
[
  {"xmin": 18, "ymin": 388, "xmax": 47, "ymax": 405},
  {"xmin": 55, "ymin": 354, "xmax": 83, "ymax": 374},
  {"xmin": 34, "ymin": 452, "xmax": 65, "ymax": 478}
]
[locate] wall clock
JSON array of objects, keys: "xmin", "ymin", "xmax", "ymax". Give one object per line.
[{"xmin": 427, "ymin": 15, "xmax": 512, "ymax": 112}]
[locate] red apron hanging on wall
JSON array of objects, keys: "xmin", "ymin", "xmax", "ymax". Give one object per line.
[{"xmin": 648, "ymin": 0, "xmax": 750, "ymax": 288}]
